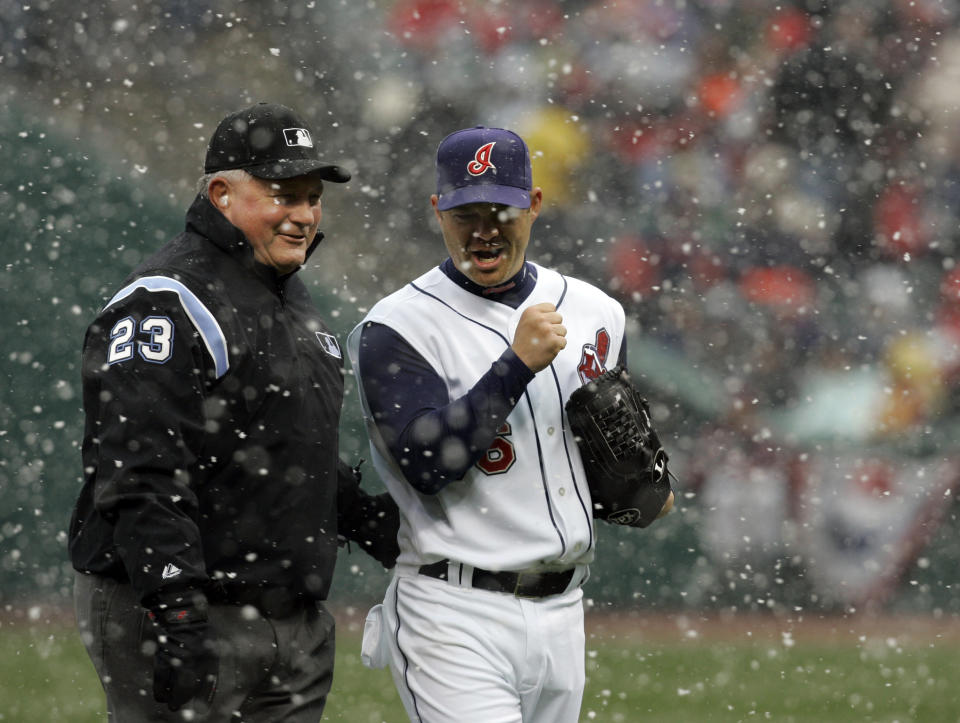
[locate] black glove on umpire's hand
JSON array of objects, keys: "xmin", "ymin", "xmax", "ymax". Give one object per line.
[
  {"xmin": 147, "ymin": 591, "xmax": 218, "ymax": 711},
  {"xmin": 337, "ymin": 459, "xmax": 401, "ymax": 569},
  {"xmin": 355, "ymin": 491, "xmax": 402, "ymax": 569}
]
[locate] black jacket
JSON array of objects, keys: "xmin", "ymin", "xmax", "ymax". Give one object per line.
[{"xmin": 69, "ymin": 194, "xmax": 395, "ymax": 616}]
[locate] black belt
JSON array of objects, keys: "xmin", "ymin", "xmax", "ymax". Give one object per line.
[
  {"xmin": 418, "ymin": 559, "xmax": 576, "ymax": 599},
  {"xmin": 206, "ymin": 585, "xmax": 316, "ymax": 620}
]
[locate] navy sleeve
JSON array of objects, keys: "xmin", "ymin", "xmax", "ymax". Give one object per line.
[{"xmin": 356, "ymin": 322, "xmax": 534, "ymax": 494}]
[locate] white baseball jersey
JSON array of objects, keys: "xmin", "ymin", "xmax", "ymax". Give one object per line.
[{"xmin": 346, "ymin": 261, "xmax": 625, "ymax": 573}]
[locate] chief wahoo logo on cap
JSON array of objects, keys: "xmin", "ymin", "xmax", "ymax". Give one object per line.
[{"xmin": 467, "ymin": 142, "xmax": 496, "ymax": 176}]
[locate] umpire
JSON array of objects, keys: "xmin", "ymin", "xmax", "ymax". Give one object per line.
[{"xmin": 69, "ymin": 102, "xmax": 399, "ymax": 720}]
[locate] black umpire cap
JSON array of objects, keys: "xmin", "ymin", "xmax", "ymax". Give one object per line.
[{"xmin": 204, "ymin": 102, "xmax": 351, "ymax": 182}]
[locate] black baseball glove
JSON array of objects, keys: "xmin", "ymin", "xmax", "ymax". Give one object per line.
[{"xmin": 565, "ymin": 365, "xmax": 671, "ymax": 528}]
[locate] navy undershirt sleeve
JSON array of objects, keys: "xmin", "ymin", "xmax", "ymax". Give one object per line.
[{"xmin": 356, "ymin": 321, "xmax": 535, "ymax": 495}]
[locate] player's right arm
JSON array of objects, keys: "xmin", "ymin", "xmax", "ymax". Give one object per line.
[
  {"xmin": 356, "ymin": 321, "xmax": 534, "ymax": 494},
  {"xmin": 77, "ymin": 283, "xmax": 217, "ymax": 606},
  {"xmin": 510, "ymin": 302, "xmax": 567, "ymax": 372}
]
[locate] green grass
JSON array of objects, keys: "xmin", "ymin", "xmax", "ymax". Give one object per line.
[
  {"xmin": 580, "ymin": 639, "xmax": 960, "ymax": 723},
  {"xmin": 0, "ymin": 619, "xmax": 104, "ymax": 722},
  {"xmin": 2, "ymin": 617, "xmax": 958, "ymax": 722}
]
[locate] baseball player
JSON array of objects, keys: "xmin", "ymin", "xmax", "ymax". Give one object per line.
[{"xmin": 346, "ymin": 126, "xmax": 674, "ymax": 722}]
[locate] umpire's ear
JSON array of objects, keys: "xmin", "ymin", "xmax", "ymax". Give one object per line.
[
  {"xmin": 208, "ymin": 177, "xmax": 231, "ymax": 214},
  {"xmin": 657, "ymin": 490, "xmax": 675, "ymax": 520}
]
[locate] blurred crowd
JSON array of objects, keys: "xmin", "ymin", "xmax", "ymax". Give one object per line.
[
  {"xmin": 368, "ymin": 0, "xmax": 960, "ymax": 608},
  {"xmin": 294, "ymin": 0, "xmax": 960, "ymax": 448},
  {"xmin": 4, "ymin": 0, "xmax": 960, "ymax": 609}
]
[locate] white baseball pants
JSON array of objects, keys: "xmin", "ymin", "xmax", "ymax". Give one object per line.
[{"xmin": 363, "ymin": 572, "xmax": 585, "ymax": 722}]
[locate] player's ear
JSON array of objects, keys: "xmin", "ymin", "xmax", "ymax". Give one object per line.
[
  {"xmin": 429, "ymin": 194, "xmax": 443, "ymax": 224},
  {"xmin": 528, "ymin": 187, "xmax": 543, "ymax": 219}
]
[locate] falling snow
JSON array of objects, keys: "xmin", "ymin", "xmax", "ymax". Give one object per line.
[{"xmin": 2, "ymin": 0, "xmax": 960, "ymax": 719}]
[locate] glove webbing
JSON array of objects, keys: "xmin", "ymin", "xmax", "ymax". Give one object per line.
[{"xmin": 594, "ymin": 395, "xmax": 649, "ymax": 461}]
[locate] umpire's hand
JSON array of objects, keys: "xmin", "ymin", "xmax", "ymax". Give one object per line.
[
  {"xmin": 512, "ymin": 302, "xmax": 567, "ymax": 373},
  {"xmin": 148, "ymin": 593, "xmax": 219, "ymax": 711}
]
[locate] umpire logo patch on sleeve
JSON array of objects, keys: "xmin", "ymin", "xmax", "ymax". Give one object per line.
[{"xmin": 316, "ymin": 332, "xmax": 342, "ymax": 358}]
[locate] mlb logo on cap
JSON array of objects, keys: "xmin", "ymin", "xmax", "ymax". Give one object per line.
[
  {"xmin": 204, "ymin": 102, "xmax": 350, "ymax": 182},
  {"xmin": 283, "ymin": 128, "xmax": 314, "ymax": 148},
  {"xmin": 435, "ymin": 126, "xmax": 532, "ymax": 211}
]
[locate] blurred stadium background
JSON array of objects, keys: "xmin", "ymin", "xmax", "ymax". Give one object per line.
[{"xmin": 3, "ymin": 0, "xmax": 960, "ymax": 633}]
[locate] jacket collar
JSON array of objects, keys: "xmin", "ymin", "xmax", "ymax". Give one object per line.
[{"xmin": 184, "ymin": 194, "xmax": 324, "ymax": 283}]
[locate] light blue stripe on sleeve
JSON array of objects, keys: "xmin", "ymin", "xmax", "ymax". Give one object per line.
[{"xmin": 104, "ymin": 275, "xmax": 230, "ymax": 379}]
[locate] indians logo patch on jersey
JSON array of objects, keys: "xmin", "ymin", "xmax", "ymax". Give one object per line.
[
  {"xmin": 577, "ymin": 328, "xmax": 610, "ymax": 383},
  {"xmin": 467, "ymin": 142, "xmax": 496, "ymax": 176}
]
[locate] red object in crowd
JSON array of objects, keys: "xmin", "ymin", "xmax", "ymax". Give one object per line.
[
  {"xmin": 873, "ymin": 183, "xmax": 928, "ymax": 256},
  {"xmin": 853, "ymin": 458, "xmax": 894, "ymax": 497},
  {"xmin": 698, "ymin": 73, "xmax": 743, "ymax": 118},
  {"xmin": 608, "ymin": 237, "xmax": 661, "ymax": 296},
  {"xmin": 687, "ymin": 249, "xmax": 728, "ymax": 291},
  {"xmin": 388, "ymin": 0, "xmax": 565, "ymax": 52},
  {"xmin": 739, "ymin": 266, "xmax": 816, "ymax": 313},
  {"xmin": 937, "ymin": 267, "xmax": 960, "ymax": 339},
  {"xmin": 388, "ymin": 0, "xmax": 461, "ymax": 48},
  {"xmin": 765, "ymin": 8, "xmax": 813, "ymax": 53},
  {"xmin": 940, "ymin": 267, "xmax": 960, "ymax": 303},
  {"xmin": 471, "ymin": 0, "xmax": 565, "ymax": 51},
  {"xmin": 606, "ymin": 117, "xmax": 700, "ymax": 164},
  {"xmin": 608, "ymin": 237, "xmax": 727, "ymax": 297}
]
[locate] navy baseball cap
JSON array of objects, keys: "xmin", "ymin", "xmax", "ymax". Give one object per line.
[
  {"xmin": 204, "ymin": 102, "xmax": 351, "ymax": 182},
  {"xmin": 435, "ymin": 126, "xmax": 532, "ymax": 211}
]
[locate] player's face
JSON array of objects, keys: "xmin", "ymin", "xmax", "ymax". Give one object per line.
[
  {"xmin": 432, "ymin": 189, "xmax": 542, "ymax": 287},
  {"xmin": 216, "ymin": 173, "xmax": 324, "ymax": 274}
]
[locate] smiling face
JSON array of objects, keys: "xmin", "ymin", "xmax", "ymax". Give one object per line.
[
  {"xmin": 431, "ymin": 188, "xmax": 542, "ymax": 287},
  {"xmin": 209, "ymin": 172, "xmax": 325, "ymax": 274}
]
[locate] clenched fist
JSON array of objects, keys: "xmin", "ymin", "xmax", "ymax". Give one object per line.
[{"xmin": 512, "ymin": 302, "xmax": 567, "ymax": 373}]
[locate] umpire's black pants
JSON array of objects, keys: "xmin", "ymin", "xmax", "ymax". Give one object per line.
[{"xmin": 74, "ymin": 572, "xmax": 335, "ymax": 721}]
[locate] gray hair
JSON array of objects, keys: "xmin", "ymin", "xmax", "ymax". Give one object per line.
[{"xmin": 196, "ymin": 168, "xmax": 251, "ymax": 197}]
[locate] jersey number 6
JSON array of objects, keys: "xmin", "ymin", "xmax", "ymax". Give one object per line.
[{"xmin": 475, "ymin": 422, "xmax": 516, "ymax": 475}]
